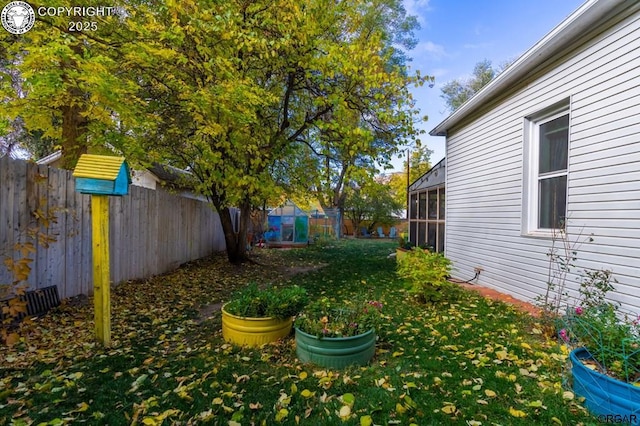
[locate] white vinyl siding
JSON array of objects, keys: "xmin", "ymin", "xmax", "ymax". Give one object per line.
[{"xmin": 444, "ymin": 8, "xmax": 640, "ymax": 312}]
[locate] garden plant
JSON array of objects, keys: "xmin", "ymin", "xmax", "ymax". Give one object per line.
[
  {"xmin": 295, "ymin": 297, "xmax": 384, "ymax": 338},
  {"xmin": 396, "ymin": 246, "xmax": 453, "ymax": 302},
  {"xmin": 556, "ymin": 268, "xmax": 640, "ymax": 383},
  {"xmin": 537, "ymin": 228, "xmax": 640, "ymax": 383},
  {"xmin": 223, "ymin": 283, "xmax": 308, "ymax": 320}
]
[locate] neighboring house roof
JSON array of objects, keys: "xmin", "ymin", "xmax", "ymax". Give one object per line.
[
  {"xmin": 35, "ymin": 150, "xmax": 195, "ymax": 191},
  {"xmin": 430, "ymin": 0, "xmax": 629, "ymax": 136},
  {"xmin": 147, "ymin": 162, "xmax": 196, "ymax": 190},
  {"xmin": 35, "ymin": 150, "xmax": 62, "ymax": 165}
]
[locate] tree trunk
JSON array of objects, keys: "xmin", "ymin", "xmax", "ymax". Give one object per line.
[
  {"xmin": 60, "ymin": 44, "xmax": 88, "ymax": 170},
  {"xmin": 351, "ymin": 217, "xmax": 362, "ymax": 237},
  {"xmin": 60, "ymin": 99, "xmax": 88, "ymax": 170},
  {"xmin": 337, "ymin": 204, "xmax": 345, "ymax": 239},
  {"xmin": 218, "ymin": 200, "xmax": 251, "ymax": 264}
]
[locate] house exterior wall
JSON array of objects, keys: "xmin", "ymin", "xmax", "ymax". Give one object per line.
[
  {"xmin": 444, "ymin": 7, "xmax": 640, "ymax": 312},
  {"xmin": 131, "ymin": 169, "xmax": 159, "ymax": 190}
]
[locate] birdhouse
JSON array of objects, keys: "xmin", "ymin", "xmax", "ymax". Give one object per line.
[{"xmin": 73, "ymin": 154, "xmax": 131, "ymax": 196}]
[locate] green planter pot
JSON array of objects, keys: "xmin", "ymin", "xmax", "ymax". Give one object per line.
[
  {"xmin": 295, "ymin": 328, "xmax": 376, "ymax": 368},
  {"xmin": 221, "ymin": 305, "xmax": 292, "ymax": 347}
]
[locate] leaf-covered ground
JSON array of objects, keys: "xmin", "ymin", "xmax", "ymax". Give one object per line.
[{"xmin": 1, "ymin": 240, "xmax": 595, "ymax": 425}]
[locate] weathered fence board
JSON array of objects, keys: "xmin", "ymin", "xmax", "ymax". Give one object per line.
[{"xmin": 0, "ymin": 156, "xmax": 226, "ymax": 299}]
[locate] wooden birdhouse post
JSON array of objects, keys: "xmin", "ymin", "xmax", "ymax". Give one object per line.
[{"xmin": 73, "ymin": 155, "xmax": 131, "ymax": 346}]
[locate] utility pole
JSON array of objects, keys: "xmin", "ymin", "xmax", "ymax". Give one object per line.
[{"xmin": 406, "ymin": 148, "xmax": 410, "ymax": 220}]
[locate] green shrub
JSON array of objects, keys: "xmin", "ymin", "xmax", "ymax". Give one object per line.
[
  {"xmin": 295, "ymin": 297, "xmax": 384, "ymax": 338},
  {"xmin": 396, "ymin": 248, "xmax": 452, "ymax": 303},
  {"xmin": 224, "ymin": 283, "xmax": 308, "ymax": 319}
]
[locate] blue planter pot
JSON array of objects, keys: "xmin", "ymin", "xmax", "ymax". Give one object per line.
[
  {"xmin": 295, "ymin": 328, "xmax": 376, "ymax": 369},
  {"xmin": 571, "ymin": 347, "xmax": 640, "ymax": 424}
]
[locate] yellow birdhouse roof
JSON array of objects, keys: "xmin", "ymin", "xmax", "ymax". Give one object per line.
[{"xmin": 72, "ymin": 155, "xmax": 127, "ymax": 180}]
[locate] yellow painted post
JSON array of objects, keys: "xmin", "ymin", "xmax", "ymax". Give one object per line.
[{"xmin": 91, "ymin": 195, "xmax": 111, "ymax": 346}]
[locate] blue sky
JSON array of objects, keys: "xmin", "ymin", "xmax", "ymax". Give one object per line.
[{"xmin": 391, "ymin": 0, "xmax": 585, "ymax": 172}]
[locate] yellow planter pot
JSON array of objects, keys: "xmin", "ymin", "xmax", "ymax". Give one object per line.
[
  {"xmin": 221, "ymin": 305, "xmax": 293, "ymax": 347},
  {"xmin": 396, "ymin": 248, "xmax": 409, "ymax": 260}
]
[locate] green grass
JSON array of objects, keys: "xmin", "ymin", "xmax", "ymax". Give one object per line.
[{"xmin": 0, "ymin": 239, "xmax": 595, "ymax": 425}]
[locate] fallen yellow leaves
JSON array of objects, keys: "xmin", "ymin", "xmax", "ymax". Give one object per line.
[
  {"xmin": 360, "ymin": 414, "xmax": 373, "ymax": 426},
  {"xmin": 301, "ymin": 389, "xmax": 315, "ymax": 398},
  {"xmin": 441, "ymin": 403, "xmax": 456, "ymax": 414},
  {"xmin": 275, "ymin": 408, "xmax": 288, "ymax": 422},
  {"xmin": 337, "ymin": 393, "xmax": 355, "ymax": 421},
  {"xmin": 0, "ymin": 242, "xmax": 598, "ymax": 425},
  {"xmin": 141, "ymin": 409, "xmax": 180, "ymax": 425},
  {"xmin": 335, "ymin": 405, "xmax": 350, "ymax": 420},
  {"xmin": 509, "ymin": 406, "xmax": 527, "ymax": 417}
]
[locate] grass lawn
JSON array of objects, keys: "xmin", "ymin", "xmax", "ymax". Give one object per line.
[{"xmin": 1, "ymin": 239, "xmax": 594, "ymax": 425}]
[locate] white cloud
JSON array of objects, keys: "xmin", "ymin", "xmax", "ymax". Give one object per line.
[
  {"xmin": 430, "ymin": 68, "xmax": 449, "ymax": 78},
  {"xmin": 462, "ymin": 42, "xmax": 492, "ymax": 50},
  {"xmin": 414, "ymin": 41, "xmax": 448, "ymax": 60},
  {"xmin": 474, "ymin": 24, "xmax": 489, "ymax": 36},
  {"xmin": 403, "ymin": 0, "xmax": 431, "ymax": 26}
]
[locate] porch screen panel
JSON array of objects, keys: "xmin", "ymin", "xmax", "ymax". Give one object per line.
[
  {"xmin": 427, "ymin": 222, "xmax": 437, "ymax": 250},
  {"xmin": 418, "ymin": 222, "xmax": 426, "ymax": 247}
]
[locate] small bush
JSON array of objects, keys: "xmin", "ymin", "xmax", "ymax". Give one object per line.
[
  {"xmin": 295, "ymin": 297, "xmax": 384, "ymax": 338},
  {"xmin": 224, "ymin": 283, "xmax": 308, "ymax": 319},
  {"xmin": 396, "ymin": 248, "xmax": 452, "ymax": 303}
]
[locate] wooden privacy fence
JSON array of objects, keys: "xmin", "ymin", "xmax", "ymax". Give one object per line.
[{"xmin": 0, "ymin": 156, "xmax": 226, "ymax": 299}]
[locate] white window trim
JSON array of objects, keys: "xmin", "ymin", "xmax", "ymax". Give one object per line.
[{"xmin": 522, "ymin": 101, "xmax": 570, "ymax": 238}]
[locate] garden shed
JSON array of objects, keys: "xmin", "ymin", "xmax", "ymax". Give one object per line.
[{"xmin": 266, "ymin": 202, "xmax": 310, "ymax": 247}]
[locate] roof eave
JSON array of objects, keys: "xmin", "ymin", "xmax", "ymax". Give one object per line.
[{"xmin": 429, "ymin": 0, "xmax": 626, "ymax": 137}]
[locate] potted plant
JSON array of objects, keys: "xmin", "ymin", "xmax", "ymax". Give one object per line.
[
  {"xmin": 556, "ymin": 267, "xmax": 640, "ymax": 422},
  {"xmin": 559, "ymin": 303, "xmax": 640, "ymax": 422},
  {"xmin": 294, "ymin": 297, "xmax": 384, "ymax": 368},
  {"xmin": 396, "ymin": 247, "xmax": 452, "ymax": 303},
  {"xmin": 222, "ymin": 283, "xmax": 308, "ymax": 347},
  {"xmin": 395, "ymin": 234, "xmax": 413, "ymax": 260}
]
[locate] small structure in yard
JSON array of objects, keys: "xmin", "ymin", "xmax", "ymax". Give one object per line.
[
  {"xmin": 73, "ymin": 154, "xmax": 131, "ymax": 347},
  {"xmin": 266, "ymin": 201, "xmax": 310, "ymax": 248},
  {"xmin": 407, "ymin": 158, "xmax": 445, "ymax": 252},
  {"xmin": 73, "ymin": 154, "xmax": 131, "ymax": 196}
]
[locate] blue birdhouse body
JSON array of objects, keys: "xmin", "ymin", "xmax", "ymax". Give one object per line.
[{"xmin": 73, "ymin": 155, "xmax": 131, "ymax": 196}]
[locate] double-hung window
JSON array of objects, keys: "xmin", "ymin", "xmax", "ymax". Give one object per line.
[{"xmin": 524, "ymin": 104, "xmax": 569, "ymax": 233}]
